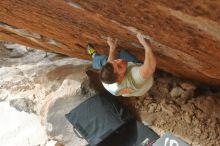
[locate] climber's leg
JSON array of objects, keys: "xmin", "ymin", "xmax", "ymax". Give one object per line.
[
  {"xmin": 92, "ymin": 50, "xmax": 139, "ymax": 70},
  {"xmin": 92, "ymin": 54, "xmax": 108, "ymax": 70},
  {"xmin": 119, "ymin": 50, "xmax": 139, "ymax": 63},
  {"xmin": 87, "ymin": 43, "xmax": 97, "ymax": 58},
  {"xmin": 86, "ymin": 43, "xmax": 108, "ymax": 70},
  {"xmin": 87, "ymin": 44, "xmax": 139, "ymax": 70}
]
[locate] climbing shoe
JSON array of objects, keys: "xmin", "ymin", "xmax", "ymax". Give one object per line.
[{"xmin": 86, "ymin": 43, "xmax": 96, "ymax": 58}]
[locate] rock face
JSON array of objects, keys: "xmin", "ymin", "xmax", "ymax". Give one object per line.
[{"xmin": 0, "ymin": 0, "xmax": 220, "ymax": 85}]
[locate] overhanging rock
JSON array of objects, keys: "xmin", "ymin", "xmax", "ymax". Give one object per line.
[{"xmin": 0, "ymin": 0, "xmax": 220, "ymax": 85}]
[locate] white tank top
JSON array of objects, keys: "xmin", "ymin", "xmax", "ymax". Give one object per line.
[{"xmin": 102, "ymin": 62, "xmax": 153, "ymax": 97}]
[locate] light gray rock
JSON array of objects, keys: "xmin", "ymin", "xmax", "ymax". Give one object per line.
[
  {"xmin": 45, "ymin": 79, "xmax": 96, "ymax": 146},
  {"xmin": 9, "ymin": 98, "xmax": 36, "ymax": 113},
  {"xmin": 0, "ymin": 42, "xmax": 92, "ymax": 146},
  {"xmin": 4, "ymin": 43, "xmax": 28, "ymax": 58}
]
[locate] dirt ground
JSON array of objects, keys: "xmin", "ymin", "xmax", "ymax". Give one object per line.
[{"xmin": 118, "ymin": 70, "xmax": 220, "ymax": 146}]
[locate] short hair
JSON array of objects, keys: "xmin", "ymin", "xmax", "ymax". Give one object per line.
[{"xmin": 100, "ymin": 63, "xmax": 117, "ymax": 84}]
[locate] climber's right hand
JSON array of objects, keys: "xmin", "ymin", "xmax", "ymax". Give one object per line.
[{"xmin": 107, "ymin": 37, "xmax": 118, "ymax": 52}]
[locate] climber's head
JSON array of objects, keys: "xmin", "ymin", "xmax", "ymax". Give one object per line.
[{"xmin": 100, "ymin": 59, "xmax": 127, "ymax": 84}]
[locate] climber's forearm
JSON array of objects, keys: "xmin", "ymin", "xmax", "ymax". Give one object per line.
[
  {"xmin": 107, "ymin": 37, "xmax": 118, "ymax": 62},
  {"xmin": 136, "ymin": 32, "xmax": 156, "ymax": 79},
  {"xmin": 139, "ymin": 44, "xmax": 156, "ymax": 80},
  {"xmin": 107, "ymin": 47, "xmax": 117, "ymax": 62}
]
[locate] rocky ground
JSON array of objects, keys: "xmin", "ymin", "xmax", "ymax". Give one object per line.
[
  {"xmin": 119, "ymin": 70, "xmax": 220, "ymax": 146},
  {"xmin": 0, "ymin": 42, "xmax": 219, "ymax": 146}
]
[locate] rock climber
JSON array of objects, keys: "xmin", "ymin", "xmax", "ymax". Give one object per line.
[{"xmin": 87, "ymin": 32, "xmax": 156, "ymax": 97}]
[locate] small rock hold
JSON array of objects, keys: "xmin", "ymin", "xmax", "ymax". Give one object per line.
[
  {"xmin": 143, "ymin": 115, "xmax": 156, "ymax": 126},
  {"xmin": 9, "ymin": 98, "xmax": 36, "ymax": 113},
  {"xmin": 158, "ymin": 87, "xmax": 169, "ymax": 95},
  {"xmin": 148, "ymin": 103, "xmax": 157, "ymax": 113},
  {"xmin": 143, "ymin": 99, "xmax": 150, "ymax": 105},
  {"xmin": 180, "ymin": 82, "xmax": 196, "ymax": 90},
  {"xmin": 194, "ymin": 127, "xmax": 202, "ymax": 134},
  {"xmin": 170, "ymin": 87, "xmax": 184, "ymax": 98},
  {"xmin": 55, "ymin": 143, "xmax": 64, "ymax": 146},
  {"xmin": 192, "ymin": 141, "xmax": 200, "ymax": 146},
  {"xmin": 161, "ymin": 104, "xmax": 178, "ymax": 116},
  {"xmin": 184, "ymin": 113, "xmax": 192, "ymax": 123},
  {"xmin": 192, "ymin": 117, "xmax": 199, "ymax": 125},
  {"xmin": 181, "ymin": 90, "xmax": 194, "ymax": 99},
  {"xmin": 200, "ymin": 132, "xmax": 209, "ymax": 140},
  {"xmin": 159, "ymin": 119, "xmax": 166, "ymax": 125},
  {"xmin": 155, "ymin": 105, "xmax": 161, "ymax": 112},
  {"xmin": 181, "ymin": 104, "xmax": 195, "ymax": 113}
]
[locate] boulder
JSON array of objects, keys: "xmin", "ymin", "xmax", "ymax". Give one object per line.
[{"xmin": 0, "ymin": 0, "xmax": 220, "ymax": 85}]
